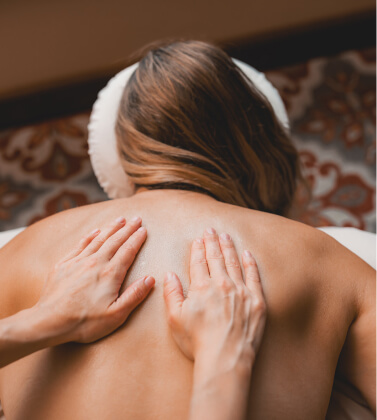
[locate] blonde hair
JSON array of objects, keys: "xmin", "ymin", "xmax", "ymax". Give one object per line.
[{"xmin": 116, "ymin": 40, "xmax": 302, "ymax": 216}]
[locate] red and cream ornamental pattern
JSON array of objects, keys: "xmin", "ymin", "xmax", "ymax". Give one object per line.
[{"xmin": 0, "ymin": 48, "xmax": 375, "ymax": 239}]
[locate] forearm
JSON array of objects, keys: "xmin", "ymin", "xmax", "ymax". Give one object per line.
[
  {"xmin": 189, "ymin": 348, "xmax": 253, "ymax": 420},
  {"xmin": 0, "ymin": 307, "xmax": 62, "ymax": 368}
]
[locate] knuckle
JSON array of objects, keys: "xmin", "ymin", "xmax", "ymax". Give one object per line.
[
  {"xmin": 205, "ymin": 234, "xmax": 218, "ymax": 243},
  {"xmin": 164, "ymin": 286, "xmax": 176, "ymax": 299},
  {"xmin": 249, "ymin": 276, "xmax": 261, "ymax": 286},
  {"xmin": 85, "ymin": 256, "xmax": 98, "ymax": 268},
  {"xmin": 207, "ymin": 251, "xmax": 224, "ymax": 261},
  {"xmin": 221, "ymin": 241, "xmax": 235, "ymax": 249},
  {"xmin": 225, "ymin": 256, "xmax": 240, "ymax": 269},
  {"xmin": 123, "ymin": 242, "xmax": 137, "ymax": 256},
  {"xmin": 78, "ymin": 238, "xmax": 88, "ymax": 248},
  {"xmin": 120, "ymin": 253, "xmax": 133, "ymax": 269},
  {"xmin": 93, "ymin": 237, "xmax": 106, "ymax": 248},
  {"xmin": 253, "ymin": 298, "xmax": 266, "ymax": 314},
  {"xmin": 89, "ymin": 256, "xmax": 98, "ymax": 265},
  {"xmin": 236, "ymin": 286, "xmax": 247, "ymax": 300},
  {"xmin": 190, "ymin": 257, "xmax": 208, "ymax": 267},
  {"xmin": 102, "ymin": 264, "xmax": 116, "ymax": 277},
  {"xmin": 245, "ymin": 257, "xmax": 257, "ymax": 268},
  {"xmin": 167, "ymin": 312, "xmax": 178, "ymax": 328},
  {"xmin": 220, "ymin": 278, "xmax": 233, "ymax": 293},
  {"xmin": 107, "ymin": 236, "xmax": 121, "ymax": 247},
  {"xmin": 131, "ymin": 282, "xmax": 146, "ymax": 301}
]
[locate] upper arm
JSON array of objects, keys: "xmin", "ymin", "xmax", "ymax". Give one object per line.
[
  {"xmin": 0, "ymin": 224, "xmax": 45, "ymax": 320},
  {"xmin": 321, "ymin": 232, "xmax": 376, "ymax": 412},
  {"xmin": 337, "ymin": 265, "xmax": 376, "ymax": 412}
]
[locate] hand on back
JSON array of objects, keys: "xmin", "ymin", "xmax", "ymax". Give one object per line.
[
  {"xmin": 36, "ymin": 216, "xmax": 155, "ymax": 344},
  {"xmin": 37, "ymin": 218, "xmax": 266, "ymax": 359},
  {"xmin": 163, "ymin": 228, "xmax": 266, "ymax": 363}
]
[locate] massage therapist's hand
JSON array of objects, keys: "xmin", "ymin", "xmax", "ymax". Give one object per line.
[
  {"xmin": 0, "ymin": 217, "xmax": 154, "ymax": 368},
  {"xmin": 163, "ymin": 228, "xmax": 266, "ymax": 420},
  {"xmin": 36, "ymin": 216, "xmax": 155, "ymax": 344},
  {"xmin": 164, "ymin": 227, "xmax": 266, "ymax": 363}
]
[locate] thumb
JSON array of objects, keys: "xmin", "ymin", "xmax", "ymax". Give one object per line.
[
  {"xmin": 163, "ymin": 272, "xmax": 184, "ymax": 323},
  {"xmin": 109, "ymin": 275, "xmax": 155, "ymax": 317}
]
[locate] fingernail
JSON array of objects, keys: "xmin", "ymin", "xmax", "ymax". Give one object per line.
[
  {"xmin": 195, "ymin": 238, "xmax": 203, "ymax": 244},
  {"xmin": 243, "ymin": 250, "xmax": 252, "ymax": 260},
  {"xmin": 91, "ymin": 228, "xmax": 100, "ymax": 235},
  {"xmin": 220, "ymin": 233, "xmax": 231, "ymax": 242},
  {"xmin": 167, "ymin": 271, "xmax": 175, "ymax": 281},
  {"xmin": 116, "ymin": 216, "xmax": 125, "ymax": 224},
  {"xmin": 144, "ymin": 276, "xmax": 155, "ymax": 287},
  {"xmin": 131, "ymin": 216, "xmax": 141, "ymax": 223},
  {"xmin": 137, "ymin": 226, "xmax": 146, "ymax": 233},
  {"xmin": 206, "ymin": 227, "xmax": 216, "ymax": 235}
]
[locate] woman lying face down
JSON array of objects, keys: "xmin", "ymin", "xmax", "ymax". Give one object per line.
[
  {"xmin": 116, "ymin": 40, "xmax": 302, "ymax": 216},
  {"xmin": 0, "ymin": 41, "xmax": 375, "ymax": 420}
]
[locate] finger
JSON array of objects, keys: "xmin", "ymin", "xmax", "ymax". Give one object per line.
[
  {"xmin": 203, "ymin": 228, "xmax": 227, "ymax": 278},
  {"xmin": 189, "ymin": 238, "xmax": 210, "ymax": 287},
  {"xmin": 60, "ymin": 228, "xmax": 101, "ymax": 262},
  {"xmin": 109, "ymin": 226, "xmax": 147, "ymax": 279},
  {"xmin": 163, "ymin": 272, "xmax": 184, "ymax": 323},
  {"xmin": 80, "ymin": 217, "xmax": 126, "ymax": 257},
  {"xmin": 108, "ymin": 275, "xmax": 155, "ymax": 317},
  {"xmin": 219, "ymin": 233, "xmax": 243, "ymax": 286},
  {"xmin": 97, "ymin": 216, "xmax": 142, "ymax": 260},
  {"xmin": 242, "ymin": 250, "xmax": 264, "ymax": 297}
]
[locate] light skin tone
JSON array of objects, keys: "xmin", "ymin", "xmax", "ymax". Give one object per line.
[
  {"xmin": 0, "ymin": 218, "xmax": 266, "ymax": 420},
  {"xmin": 0, "ymin": 216, "xmax": 155, "ymax": 368},
  {"xmin": 164, "ymin": 229, "xmax": 266, "ymax": 420},
  {"xmin": 0, "ymin": 191, "xmax": 374, "ymax": 419}
]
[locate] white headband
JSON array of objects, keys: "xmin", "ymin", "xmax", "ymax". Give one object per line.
[{"xmin": 88, "ymin": 59, "xmax": 289, "ymax": 199}]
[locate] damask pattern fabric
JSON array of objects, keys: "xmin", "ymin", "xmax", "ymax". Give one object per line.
[
  {"xmin": 0, "ymin": 48, "xmax": 375, "ymax": 236},
  {"xmin": 267, "ymin": 48, "xmax": 375, "ymax": 231},
  {"xmin": 0, "ymin": 46, "xmax": 375, "ymax": 420}
]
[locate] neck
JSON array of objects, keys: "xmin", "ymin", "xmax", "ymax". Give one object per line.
[{"xmin": 134, "ymin": 188, "xmax": 216, "ymax": 203}]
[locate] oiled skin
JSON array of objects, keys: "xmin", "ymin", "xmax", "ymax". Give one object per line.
[{"xmin": 0, "ymin": 190, "xmax": 374, "ymax": 419}]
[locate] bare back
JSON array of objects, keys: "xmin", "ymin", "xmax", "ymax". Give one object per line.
[{"xmin": 0, "ymin": 190, "xmax": 375, "ymax": 419}]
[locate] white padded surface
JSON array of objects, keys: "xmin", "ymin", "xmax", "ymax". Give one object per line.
[
  {"xmin": 87, "ymin": 59, "xmax": 289, "ymax": 200},
  {"xmin": 0, "ymin": 227, "xmax": 25, "ymax": 249},
  {"xmin": 88, "ymin": 63, "xmax": 138, "ymax": 199},
  {"xmin": 319, "ymin": 227, "xmax": 376, "ymax": 269}
]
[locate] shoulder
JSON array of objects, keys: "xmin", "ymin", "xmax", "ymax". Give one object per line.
[
  {"xmin": 0, "ymin": 198, "xmax": 134, "ymax": 318},
  {"xmin": 0, "ymin": 202, "xmax": 106, "ymax": 318},
  {"xmin": 1, "ymin": 198, "xmax": 118, "ymax": 263},
  {"xmin": 0, "ymin": 215, "xmax": 63, "ymax": 318},
  {"xmin": 237, "ymin": 209, "xmax": 371, "ymax": 324}
]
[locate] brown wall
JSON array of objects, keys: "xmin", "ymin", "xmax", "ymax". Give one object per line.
[{"xmin": 1, "ymin": 0, "xmax": 375, "ymax": 100}]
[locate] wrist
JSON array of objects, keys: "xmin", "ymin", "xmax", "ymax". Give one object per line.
[
  {"xmin": 28, "ymin": 304, "xmax": 77, "ymax": 347},
  {"xmin": 190, "ymin": 347, "xmax": 253, "ymax": 420},
  {"xmin": 0, "ymin": 306, "xmax": 72, "ymax": 368},
  {"xmin": 0, "ymin": 307, "xmax": 54, "ymax": 368},
  {"xmin": 194, "ymin": 339, "xmax": 254, "ymax": 377},
  {"xmin": 193, "ymin": 343, "xmax": 253, "ymax": 390}
]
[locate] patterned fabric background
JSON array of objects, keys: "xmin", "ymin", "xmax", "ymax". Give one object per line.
[
  {"xmin": 0, "ymin": 46, "xmax": 375, "ymax": 420},
  {"xmin": 0, "ymin": 48, "xmax": 375, "ymax": 236},
  {"xmin": 0, "ymin": 48, "xmax": 375, "ymax": 237}
]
